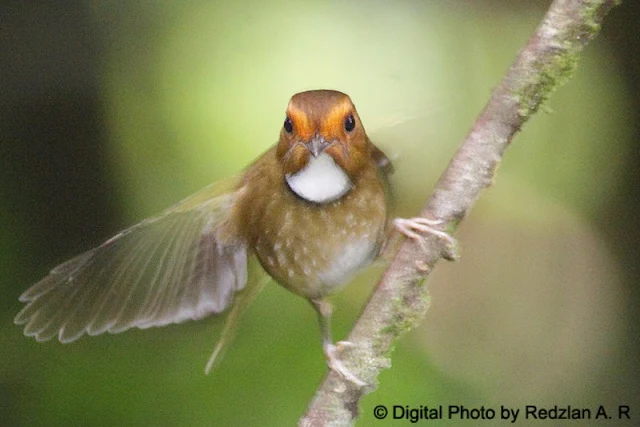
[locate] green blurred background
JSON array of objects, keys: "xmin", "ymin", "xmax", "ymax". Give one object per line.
[{"xmin": 1, "ymin": 1, "xmax": 639, "ymax": 426}]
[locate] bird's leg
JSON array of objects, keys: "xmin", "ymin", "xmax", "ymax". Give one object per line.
[
  {"xmin": 310, "ymin": 298, "xmax": 366, "ymax": 387},
  {"xmin": 393, "ymin": 217, "xmax": 459, "ymax": 261}
]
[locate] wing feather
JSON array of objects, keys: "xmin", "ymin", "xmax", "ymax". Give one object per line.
[{"xmin": 15, "ymin": 180, "xmax": 248, "ymax": 343}]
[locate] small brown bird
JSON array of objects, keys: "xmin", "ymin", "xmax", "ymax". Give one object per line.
[{"xmin": 15, "ymin": 90, "xmax": 451, "ymax": 385}]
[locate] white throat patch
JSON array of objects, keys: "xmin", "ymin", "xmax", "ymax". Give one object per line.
[{"xmin": 285, "ymin": 152, "xmax": 352, "ymax": 204}]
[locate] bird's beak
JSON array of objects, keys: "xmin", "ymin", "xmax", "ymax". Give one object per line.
[{"xmin": 307, "ymin": 136, "xmax": 330, "ymax": 157}]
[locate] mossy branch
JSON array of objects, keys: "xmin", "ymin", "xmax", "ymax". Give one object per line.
[{"xmin": 299, "ymin": 0, "xmax": 620, "ymax": 425}]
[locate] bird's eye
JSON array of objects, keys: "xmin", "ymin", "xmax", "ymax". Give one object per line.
[
  {"xmin": 344, "ymin": 114, "xmax": 356, "ymax": 132},
  {"xmin": 283, "ymin": 117, "xmax": 293, "ymax": 133}
]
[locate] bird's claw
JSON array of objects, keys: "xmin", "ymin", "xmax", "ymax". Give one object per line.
[
  {"xmin": 325, "ymin": 341, "xmax": 366, "ymax": 387},
  {"xmin": 394, "ymin": 217, "xmax": 459, "ymax": 261}
]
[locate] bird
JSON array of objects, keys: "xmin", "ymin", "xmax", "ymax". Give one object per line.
[{"xmin": 15, "ymin": 89, "xmax": 453, "ymax": 385}]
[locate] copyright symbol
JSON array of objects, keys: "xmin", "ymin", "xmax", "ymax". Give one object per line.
[{"xmin": 373, "ymin": 405, "xmax": 388, "ymax": 419}]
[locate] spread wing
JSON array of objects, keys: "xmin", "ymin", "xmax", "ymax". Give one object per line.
[{"xmin": 14, "ymin": 178, "xmax": 250, "ymax": 344}]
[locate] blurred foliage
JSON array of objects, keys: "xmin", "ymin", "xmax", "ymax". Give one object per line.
[{"xmin": 1, "ymin": 1, "xmax": 638, "ymax": 426}]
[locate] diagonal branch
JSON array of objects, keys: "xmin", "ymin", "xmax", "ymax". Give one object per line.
[{"xmin": 299, "ymin": 0, "xmax": 621, "ymax": 425}]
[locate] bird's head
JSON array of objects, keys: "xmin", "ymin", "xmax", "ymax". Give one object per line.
[{"xmin": 276, "ymin": 90, "xmax": 372, "ymax": 204}]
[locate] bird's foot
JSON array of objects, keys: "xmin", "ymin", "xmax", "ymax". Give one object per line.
[
  {"xmin": 394, "ymin": 217, "xmax": 459, "ymax": 261},
  {"xmin": 324, "ymin": 341, "xmax": 366, "ymax": 387}
]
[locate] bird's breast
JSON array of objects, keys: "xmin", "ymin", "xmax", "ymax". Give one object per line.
[
  {"xmin": 253, "ymin": 198, "xmax": 386, "ymax": 298},
  {"xmin": 237, "ymin": 152, "xmax": 388, "ymax": 299}
]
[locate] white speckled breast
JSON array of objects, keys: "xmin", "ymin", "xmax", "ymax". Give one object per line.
[
  {"xmin": 317, "ymin": 238, "xmax": 378, "ymax": 288},
  {"xmin": 251, "ymin": 177, "xmax": 387, "ymax": 299}
]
